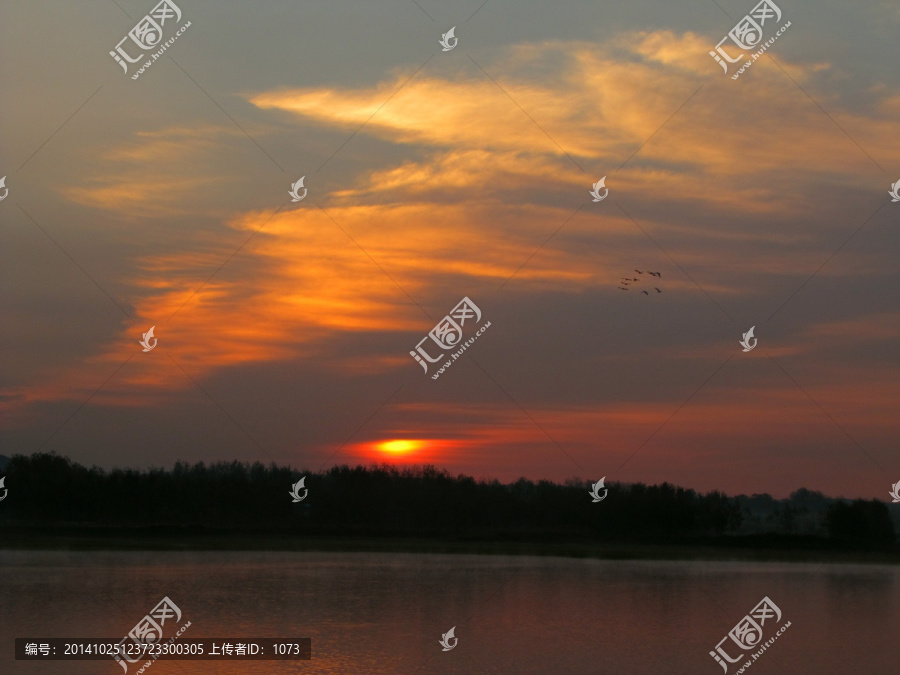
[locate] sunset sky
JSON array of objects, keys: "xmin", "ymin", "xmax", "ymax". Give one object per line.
[{"xmin": 1, "ymin": 0, "xmax": 898, "ymax": 498}]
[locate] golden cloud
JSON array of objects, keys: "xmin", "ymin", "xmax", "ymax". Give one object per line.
[{"xmin": 13, "ymin": 30, "xmax": 896, "ymax": 417}]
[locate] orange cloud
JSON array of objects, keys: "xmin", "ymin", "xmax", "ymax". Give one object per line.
[
  {"xmin": 14, "ymin": 31, "xmax": 897, "ymax": 419},
  {"xmin": 62, "ymin": 125, "xmax": 247, "ymax": 219},
  {"xmin": 250, "ymin": 33, "xmax": 898, "ymax": 199}
]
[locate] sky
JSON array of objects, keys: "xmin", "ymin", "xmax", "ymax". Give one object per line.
[{"xmin": 1, "ymin": 0, "xmax": 898, "ymax": 498}]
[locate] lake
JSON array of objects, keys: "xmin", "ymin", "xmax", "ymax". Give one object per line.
[{"xmin": 1, "ymin": 551, "xmax": 896, "ymax": 673}]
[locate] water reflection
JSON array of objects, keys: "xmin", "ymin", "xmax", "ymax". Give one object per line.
[{"xmin": 0, "ymin": 551, "xmax": 896, "ymax": 674}]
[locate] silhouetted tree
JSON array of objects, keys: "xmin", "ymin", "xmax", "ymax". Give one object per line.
[
  {"xmin": 826, "ymin": 500, "xmax": 895, "ymax": 548},
  {"xmin": 0, "ymin": 453, "xmax": 893, "ymax": 550}
]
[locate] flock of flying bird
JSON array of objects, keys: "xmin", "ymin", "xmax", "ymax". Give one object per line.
[{"xmin": 618, "ymin": 269, "xmax": 662, "ymax": 295}]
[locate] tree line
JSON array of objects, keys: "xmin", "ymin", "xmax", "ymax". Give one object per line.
[{"xmin": 0, "ymin": 453, "xmax": 894, "ymax": 549}]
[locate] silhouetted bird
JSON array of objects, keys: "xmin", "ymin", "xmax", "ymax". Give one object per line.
[
  {"xmin": 634, "ymin": 269, "xmax": 644, "ymax": 274},
  {"xmin": 655, "ymin": 288, "xmax": 662, "ymax": 293},
  {"xmin": 641, "ymin": 290, "xmax": 649, "ymax": 295},
  {"xmin": 618, "ymin": 287, "xmax": 629, "ymax": 291},
  {"xmin": 649, "ymin": 271, "xmax": 661, "ymax": 277}
]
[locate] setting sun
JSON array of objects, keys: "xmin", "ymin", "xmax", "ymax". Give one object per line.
[{"xmin": 375, "ymin": 439, "xmax": 426, "ymax": 456}]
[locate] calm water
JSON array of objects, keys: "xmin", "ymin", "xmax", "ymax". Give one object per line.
[{"xmin": 1, "ymin": 551, "xmax": 897, "ymax": 674}]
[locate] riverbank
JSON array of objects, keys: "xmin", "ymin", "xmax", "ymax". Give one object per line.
[{"xmin": 2, "ymin": 529, "xmax": 897, "ymax": 564}]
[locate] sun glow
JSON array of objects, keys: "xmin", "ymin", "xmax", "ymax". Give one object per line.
[{"xmin": 375, "ymin": 439, "xmax": 426, "ymax": 456}]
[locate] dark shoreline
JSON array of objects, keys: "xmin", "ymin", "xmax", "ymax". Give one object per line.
[
  {"xmin": 3, "ymin": 455, "xmax": 896, "ymax": 564},
  {"xmin": 2, "ymin": 530, "xmax": 897, "ymax": 565}
]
